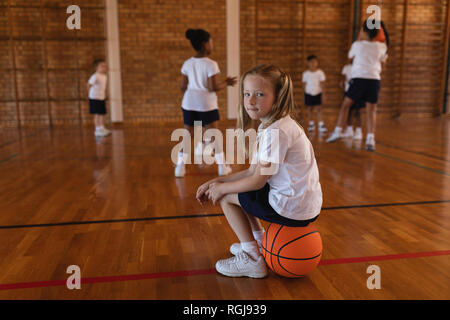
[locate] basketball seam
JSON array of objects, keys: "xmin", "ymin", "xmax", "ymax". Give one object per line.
[
  {"xmin": 261, "ymin": 246, "xmax": 322, "ymax": 260},
  {"xmin": 277, "ymin": 252, "xmax": 322, "ymax": 277},
  {"xmin": 277, "ymin": 231, "xmax": 320, "ymax": 256},
  {"xmin": 276, "ymin": 230, "xmax": 321, "ymax": 277},
  {"xmin": 277, "ymin": 261, "xmax": 305, "ymax": 277},
  {"xmin": 270, "ymin": 224, "xmax": 283, "ymax": 273}
]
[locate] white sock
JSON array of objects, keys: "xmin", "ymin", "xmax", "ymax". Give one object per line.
[
  {"xmin": 335, "ymin": 126, "xmax": 342, "ymax": 134},
  {"xmin": 309, "ymin": 120, "xmax": 314, "ymax": 126},
  {"xmin": 318, "ymin": 121, "xmax": 324, "ymax": 126},
  {"xmin": 346, "ymin": 126, "xmax": 353, "ymax": 132},
  {"xmin": 177, "ymin": 151, "xmax": 187, "ymax": 165},
  {"xmin": 252, "ymin": 229, "xmax": 265, "ymax": 247},
  {"xmin": 355, "ymin": 127, "xmax": 362, "ymax": 133},
  {"xmin": 95, "ymin": 126, "xmax": 101, "ymax": 131},
  {"xmin": 366, "ymin": 133, "xmax": 374, "ymax": 141},
  {"xmin": 241, "ymin": 241, "xmax": 261, "ymax": 260},
  {"xmin": 214, "ymin": 152, "xmax": 225, "ymax": 165}
]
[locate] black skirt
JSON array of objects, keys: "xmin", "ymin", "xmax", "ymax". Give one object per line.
[{"xmin": 238, "ymin": 183, "xmax": 319, "ymax": 227}]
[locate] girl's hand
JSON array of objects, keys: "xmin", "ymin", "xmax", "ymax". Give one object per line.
[
  {"xmin": 205, "ymin": 182, "xmax": 225, "ymax": 205},
  {"xmin": 196, "ymin": 182, "xmax": 212, "ymax": 205},
  {"xmin": 226, "ymin": 76, "xmax": 237, "ymax": 87}
]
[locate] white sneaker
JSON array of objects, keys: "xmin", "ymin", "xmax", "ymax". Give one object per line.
[
  {"xmin": 94, "ymin": 129, "xmax": 107, "ymax": 137},
  {"xmin": 230, "ymin": 243, "xmax": 262, "ymax": 256},
  {"xmin": 326, "ymin": 130, "xmax": 342, "ymax": 143},
  {"xmin": 174, "ymin": 163, "xmax": 186, "ymax": 177},
  {"xmin": 99, "ymin": 127, "xmax": 111, "ymax": 136},
  {"xmin": 218, "ymin": 164, "xmax": 232, "ymax": 176},
  {"xmin": 353, "ymin": 128, "xmax": 363, "ymax": 140},
  {"xmin": 215, "ymin": 251, "xmax": 268, "ymax": 278},
  {"xmin": 365, "ymin": 135, "xmax": 376, "ymax": 151},
  {"xmin": 318, "ymin": 124, "xmax": 328, "ymax": 133},
  {"xmin": 342, "ymin": 127, "xmax": 354, "ymax": 138}
]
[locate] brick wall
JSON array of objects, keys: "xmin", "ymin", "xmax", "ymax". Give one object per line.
[
  {"xmin": 1, "ymin": 0, "xmax": 449, "ymax": 128},
  {"xmin": 240, "ymin": 0, "xmax": 352, "ymax": 122},
  {"xmin": 0, "ymin": 0, "xmax": 105, "ymax": 128},
  {"xmin": 118, "ymin": 0, "xmax": 227, "ymax": 124},
  {"xmin": 240, "ymin": 0, "xmax": 257, "ymax": 74},
  {"xmin": 447, "ymin": 55, "xmax": 450, "ymax": 113},
  {"xmin": 361, "ymin": 0, "xmax": 449, "ymax": 117}
]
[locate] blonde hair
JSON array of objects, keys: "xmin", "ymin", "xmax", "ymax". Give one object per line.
[{"xmin": 236, "ymin": 64, "xmax": 302, "ymax": 131}]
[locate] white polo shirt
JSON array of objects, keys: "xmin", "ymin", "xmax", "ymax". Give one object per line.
[
  {"xmin": 254, "ymin": 115, "xmax": 323, "ymax": 220},
  {"xmin": 88, "ymin": 72, "xmax": 107, "ymax": 100},
  {"xmin": 181, "ymin": 57, "xmax": 220, "ymax": 112},
  {"xmin": 349, "ymin": 40, "xmax": 388, "ymax": 80},
  {"xmin": 302, "ymin": 69, "xmax": 326, "ymax": 96}
]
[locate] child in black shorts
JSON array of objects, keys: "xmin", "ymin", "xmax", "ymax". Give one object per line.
[
  {"xmin": 302, "ymin": 55, "xmax": 327, "ymax": 133},
  {"xmin": 327, "ymin": 20, "xmax": 389, "ymax": 151},
  {"xmin": 87, "ymin": 59, "xmax": 110, "ymax": 137}
]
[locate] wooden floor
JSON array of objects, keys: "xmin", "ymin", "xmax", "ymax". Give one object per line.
[{"xmin": 0, "ymin": 117, "xmax": 449, "ymax": 299}]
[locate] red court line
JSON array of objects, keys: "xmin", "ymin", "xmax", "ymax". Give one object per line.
[
  {"xmin": 1, "ymin": 249, "xmax": 449, "ymax": 291},
  {"xmin": 318, "ymin": 249, "xmax": 450, "ymax": 265}
]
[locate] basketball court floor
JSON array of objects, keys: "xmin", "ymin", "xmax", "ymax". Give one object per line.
[{"xmin": 0, "ymin": 117, "xmax": 448, "ymax": 299}]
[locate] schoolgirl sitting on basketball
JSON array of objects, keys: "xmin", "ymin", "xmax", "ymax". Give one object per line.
[{"xmin": 196, "ymin": 64, "xmax": 323, "ymax": 278}]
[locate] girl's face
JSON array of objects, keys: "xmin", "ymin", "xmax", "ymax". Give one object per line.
[{"xmin": 243, "ymin": 75, "xmax": 276, "ymax": 122}]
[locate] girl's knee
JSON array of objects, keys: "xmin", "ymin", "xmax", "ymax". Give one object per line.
[
  {"xmin": 220, "ymin": 193, "xmax": 240, "ymax": 206},
  {"xmin": 219, "ymin": 194, "xmax": 232, "ymax": 206}
]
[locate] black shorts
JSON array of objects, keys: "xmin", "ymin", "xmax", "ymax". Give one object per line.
[
  {"xmin": 89, "ymin": 99, "xmax": 107, "ymax": 115},
  {"xmin": 238, "ymin": 183, "xmax": 319, "ymax": 227},
  {"xmin": 304, "ymin": 93, "xmax": 322, "ymax": 106},
  {"xmin": 345, "ymin": 78, "xmax": 380, "ymax": 104},
  {"xmin": 182, "ymin": 108, "xmax": 220, "ymax": 126},
  {"xmin": 344, "ymin": 92, "xmax": 366, "ymax": 111}
]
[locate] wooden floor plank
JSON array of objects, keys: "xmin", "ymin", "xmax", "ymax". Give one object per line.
[{"xmin": 0, "ymin": 117, "xmax": 449, "ymax": 299}]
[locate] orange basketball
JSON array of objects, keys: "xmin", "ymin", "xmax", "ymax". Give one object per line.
[{"xmin": 261, "ymin": 223, "xmax": 322, "ymax": 278}]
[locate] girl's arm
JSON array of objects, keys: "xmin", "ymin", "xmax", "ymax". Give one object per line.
[
  {"xmin": 205, "ymin": 162, "xmax": 272, "ymax": 205},
  {"xmin": 87, "ymin": 76, "xmax": 96, "ymax": 93},
  {"xmin": 180, "ymin": 75, "xmax": 188, "ymax": 93},
  {"xmin": 208, "ymin": 74, "xmax": 237, "ymax": 92},
  {"xmin": 196, "ymin": 164, "xmax": 256, "ymax": 204}
]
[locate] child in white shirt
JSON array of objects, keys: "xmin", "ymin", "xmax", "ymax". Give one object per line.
[
  {"xmin": 87, "ymin": 59, "xmax": 110, "ymax": 137},
  {"xmin": 340, "ymin": 62, "xmax": 364, "ymax": 140},
  {"xmin": 196, "ymin": 64, "xmax": 322, "ymax": 278},
  {"xmin": 327, "ymin": 19, "xmax": 389, "ymax": 151},
  {"xmin": 302, "ymin": 55, "xmax": 327, "ymax": 133},
  {"xmin": 176, "ymin": 29, "xmax": 237, "ymax": 177}
]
